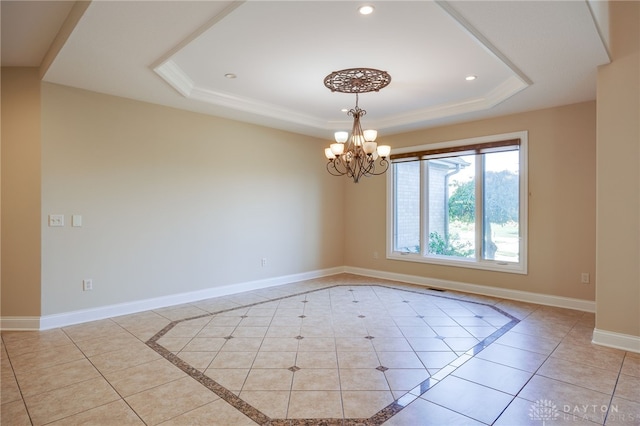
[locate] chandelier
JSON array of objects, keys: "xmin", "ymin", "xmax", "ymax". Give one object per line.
[{"xmin": 323, "ymin": 68, "xmax": 392, "ymax": 183}]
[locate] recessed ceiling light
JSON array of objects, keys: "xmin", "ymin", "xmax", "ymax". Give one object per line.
[
  {"xmin": 465, "ymin": 75, "xmax": 477, "ymax": 81},
  {"xmin": 358, "ymin": 5, "xmax": 375, "ymax": 15},
  {"xmin": 224, "ymin": 73, "xmax": 237, "ymax": 79}
]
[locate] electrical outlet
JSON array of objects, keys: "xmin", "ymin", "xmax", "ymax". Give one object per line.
[
  {"xmin": 48, "ymin": 214, "xmax": 64, "ymax": 227},
  {"xmin": 261, "ymin": 258, "xmax": 267, "ymax": 267},
  {"xmin": 581, "ymin": 273, "xmax": 590, "ymax": 284},
  {"xmin": 83, "ymin": 279, "xmax": 93, "ymax": 291},
  {"xmin": 373, "ymin": 251, "xmax": 379, "ymax": 259}
]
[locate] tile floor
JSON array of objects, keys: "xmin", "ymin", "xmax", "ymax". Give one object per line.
[{"xmin": 1, "ymin": 274, "xmax": 639, "ymax": 425}]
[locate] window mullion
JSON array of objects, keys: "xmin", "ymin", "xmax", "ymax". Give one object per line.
[
  {"xmin": 421, "ymin": 160, "xmax": 428, "ymax": 256},
  {"xmin": 475, "ymin": 155, "xmax": 484, "ymax": 261}
]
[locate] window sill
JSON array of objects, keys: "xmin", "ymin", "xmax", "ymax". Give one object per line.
[{"xmin": 387, "ymin": 252, "xmax": 527, "ymax": 275}]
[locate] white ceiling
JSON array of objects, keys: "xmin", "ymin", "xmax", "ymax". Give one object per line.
[{"xmin": 1, "ymin": 0, "xmax": 610, "ymax": 139}]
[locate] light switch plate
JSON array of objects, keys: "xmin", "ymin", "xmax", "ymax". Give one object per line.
[{"xmin": 72, "ymin": 215, "xmax": 82, "ymax": 227}]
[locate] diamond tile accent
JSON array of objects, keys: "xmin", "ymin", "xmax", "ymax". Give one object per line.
[
  {"xmin": 294, "ymin": 336, "xmax": 304, "ymax": 340},
  {"xmin": 364, "ymin": 336, "xmax": 375, "ymax": 340},
  {"xmin": 288, "ymin": 366, "xmax": 301, "ymax": 372},
  {"xmin": 376, "ymin": 366, "xmax": 389, "ymax": 372},
  {"xmin": 223, "ymin": 336, "xmax": 234, "ymax": 340}
]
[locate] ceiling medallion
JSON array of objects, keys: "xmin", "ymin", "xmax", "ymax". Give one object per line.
[
  {"xmin": 323, "ymin": 68, "xmax": 392, "ymax": 183},
  {"xmin": 323, "ymin": 68, "xmax": 391, "ymax": 94}
]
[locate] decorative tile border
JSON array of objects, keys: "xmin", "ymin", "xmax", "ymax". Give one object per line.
[{"xmin": 146, "ymin": 283, "xmax": 519, "ymax": 425}]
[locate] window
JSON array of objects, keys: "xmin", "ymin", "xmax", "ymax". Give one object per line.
[{"xmin": 388, "ymin": 132, "xmax": 527, "ymax": 274}]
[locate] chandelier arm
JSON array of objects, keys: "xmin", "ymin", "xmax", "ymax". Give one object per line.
[{"xmin": 327, "ymin": 158, "xmax": 348, "ymax": 177}]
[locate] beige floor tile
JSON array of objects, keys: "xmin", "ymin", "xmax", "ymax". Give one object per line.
[
  {"xmin": 155, "ymin": 336, "xmax": 192, "ymax": 352},
  {"xmin": 243, "ymin": 368, "xmax": 294, "ymax": 391},
  {"xmin": 287, "ymin": 390, "xmax": 343, "ymax": 419},
  {"xmin": 538, "ymin": 355, "xmax": 619, "ymax": 394},
  {"xmin": 232, "ymin": 326, "xmax": 268, "ymax": 338},
  {"xmin": 292, "ymin": 368, "xmax": 340, "ymax": 391},
  {"xmin": 519, "ymin": 375, "xmax": 613, "ymax": 423},
  {"xmin": 383, "ymin": 397, "xmax": 485, "ymax": 425},
  {"xmin": 104, "ymin": 358, "xmax": 187, "ymax": 397},
  {"xmin": 180, "ymin": 337, "xmax": 226, "ymax": 352},
  {"xmin": 89, "ymin": 342, "xmax": 162, "ymax": 373},
  {"xmin": 252, "ymin": 350, "xmax": 296, "ymax": 368},
  {"xmin": 48, "ymin": 399, "xmax": 145, "ymax": 425},
  {"xmin": 24, "ymin": 376, "xmax": 121, "ymax": 425},
  {"xmin": 452, "ymin": 357, "xmax": 533, "ymax": 395},
  {"xmin": 422, "ymin": 375, "xmax": 514, "ymax": 424},
  {"xmin": 551, "ymin": 341, "xmax": 626, "ymax": 372},
  {"xmin": 158, "ymin": 399, "xmax": 258, "ymax": 425},
  {"xmin": 153, "ymin": 304, "xmax": 209, "ymax": 321},
  {"xmin": 239, "ymin": 390, "xmax": 290, "ymax": 418},
  {"xmin": 196, "ymin": 325, "xmax": 236, "ymax": 338},
  {"xmin": 62, "ymin": 319, "xmax": 125, "ymax": 342},
  {"xmin": 16, "ymin": 358, "xmax": 101, "ymax": 397},
  {"xmin": 337, "ymin": 351, "xmax": 380, "ymax": 369},
  {"xmin": 296, "ymin": 351, "xmax": 338, "ymax": 369},
  {"xmin": 1, "ymin": 371, "xmax": 22, "ymax": 404},
  {"xmin": 511, "ymin": 317, "xmax": 572, "ymax": 340},
  {"xmin": 204, "ymin": 368, "xmax": 250, "ymax": 391},
  {"xmin": 3, "ymin": 329, "xmax": 73, "ymax": 357},
  {"xmin": 342, "ymin": 390, "xmax": 395, "ymax": 418},
  {"xmin": 476, "ymin": 342, "xmax": 548, "ymax": 372},
  {"xmin": 297, "ymin": 336, "xmax": 336, "ymax": 351},
  {"xmin": 111, "ymin": 310, "xmax": 168, "ymax": 328},
  {"xmin": 163, "ymin": 318, "xmax": 210, "ymax": 337},
  {"xmin": 1, "ymin": 400, "xmax": 32, "ymax": 426},
  {"xmin": 371, "ymin": 337, "xmax": 415, "ymax": 352},
  {"xmin": 494, "ymin": 330, "xmax": 561, "ymax": 355},
  {"xmin": 265, "ymin": 326, "xmax": 301, "ymax": 338},
  {"xmin": 73, "ymin": 333, "xmax": 142, "ymax": 357},
  {"xmin": 494, "ymin": 396, "xmax": 595, "ymax": 425},
  {"xmin": 613, "ymin": 374, "xmax": 640, "ymax": 403},
  {"xmin": 384, "ymin": 368, "xmax": 429, "ymax": 392},
  {"xmin": 406, "ymin": 337, "xmax": 452, "ymax": 351},
  {"xmin": 209, "ymin": 351, "xmax": 256, "ymax": 369},
  {"xmin": 377, "ymin": 351, "xmax": 424, "ymax": 368},
  {"xmin": 606, "ymin": 397, "xmax": 640, "ymax": 425},
  {"xmin": 219, "ymin": 337, "xmax": 263, "ymax": 352},
  {"xmin": 177, "ymin": 350, "xmax": 217, "ymax": 369},
  {"xmin": 622, "ymin": 354, "xmax": 640, "ymax": 378},
  {"xmin": 259, "ymin": 337, "xmax": 299, "ymax": 351},
  {"xmin": 339, "ymin": 368, "xmax": 391, "ymax": 391},
  {"xmin": 335, "ymin": 337, "xmax": 375, "ymax": 352},
  {"xmin": 125, "ymin": 376, "xmax": 218, "ymax": 425},
  {"xmin": 10, "ymin": 343, "xmax": 86, "ymax": 374},
  {"xmin": 415, "ymin": 351, "xmax": 458, "ymax": 369}
]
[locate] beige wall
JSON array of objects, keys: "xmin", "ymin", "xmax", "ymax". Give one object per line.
[
  {"xmin": 1, "ymin": 68, "xmax": 42, "ymax": 317},
  {"xmin": 345, "ymin": 101, "xmax": 597, "ymax": 302},
  {"xmin": 39, "ymin": 83, "xmax": 344, "ymax": 315},
  {"xmin": 596, "ymin": 1, "xmax": 640, "ymax": 337}
]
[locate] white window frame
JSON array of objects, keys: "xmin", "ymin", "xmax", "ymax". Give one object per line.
[{"xmin": 386, "ymin": 131, "xmax": 528, "ymax": 274}]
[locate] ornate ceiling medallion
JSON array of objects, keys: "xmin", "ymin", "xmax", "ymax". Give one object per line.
[{"xmin": 323, "ymin": 68, "xmax": 391, "ymax": 94}]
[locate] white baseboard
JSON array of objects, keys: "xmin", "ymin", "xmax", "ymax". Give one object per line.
[
  {"xmin": 0, "ymin": 266, "xmax": 606, "ymax": 333},
  {"xmin": 1, "ymin": 266, "xmax": 345, "ymax": 331},
  {"xmin": 0, "ymin": 316, "xmax": 41, "ymax": 331},
  {"xmin": 592, "ymin": 328, "xmax": 640, "ymax": 353},
  {"xmin": 345, "ymin": 266, "xmax": 597, "ymax": 312}
]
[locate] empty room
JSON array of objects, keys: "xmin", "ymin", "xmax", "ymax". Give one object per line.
[{"xmin": 1, "ymin": 1, "xmax": 639, "ymax": 425}]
